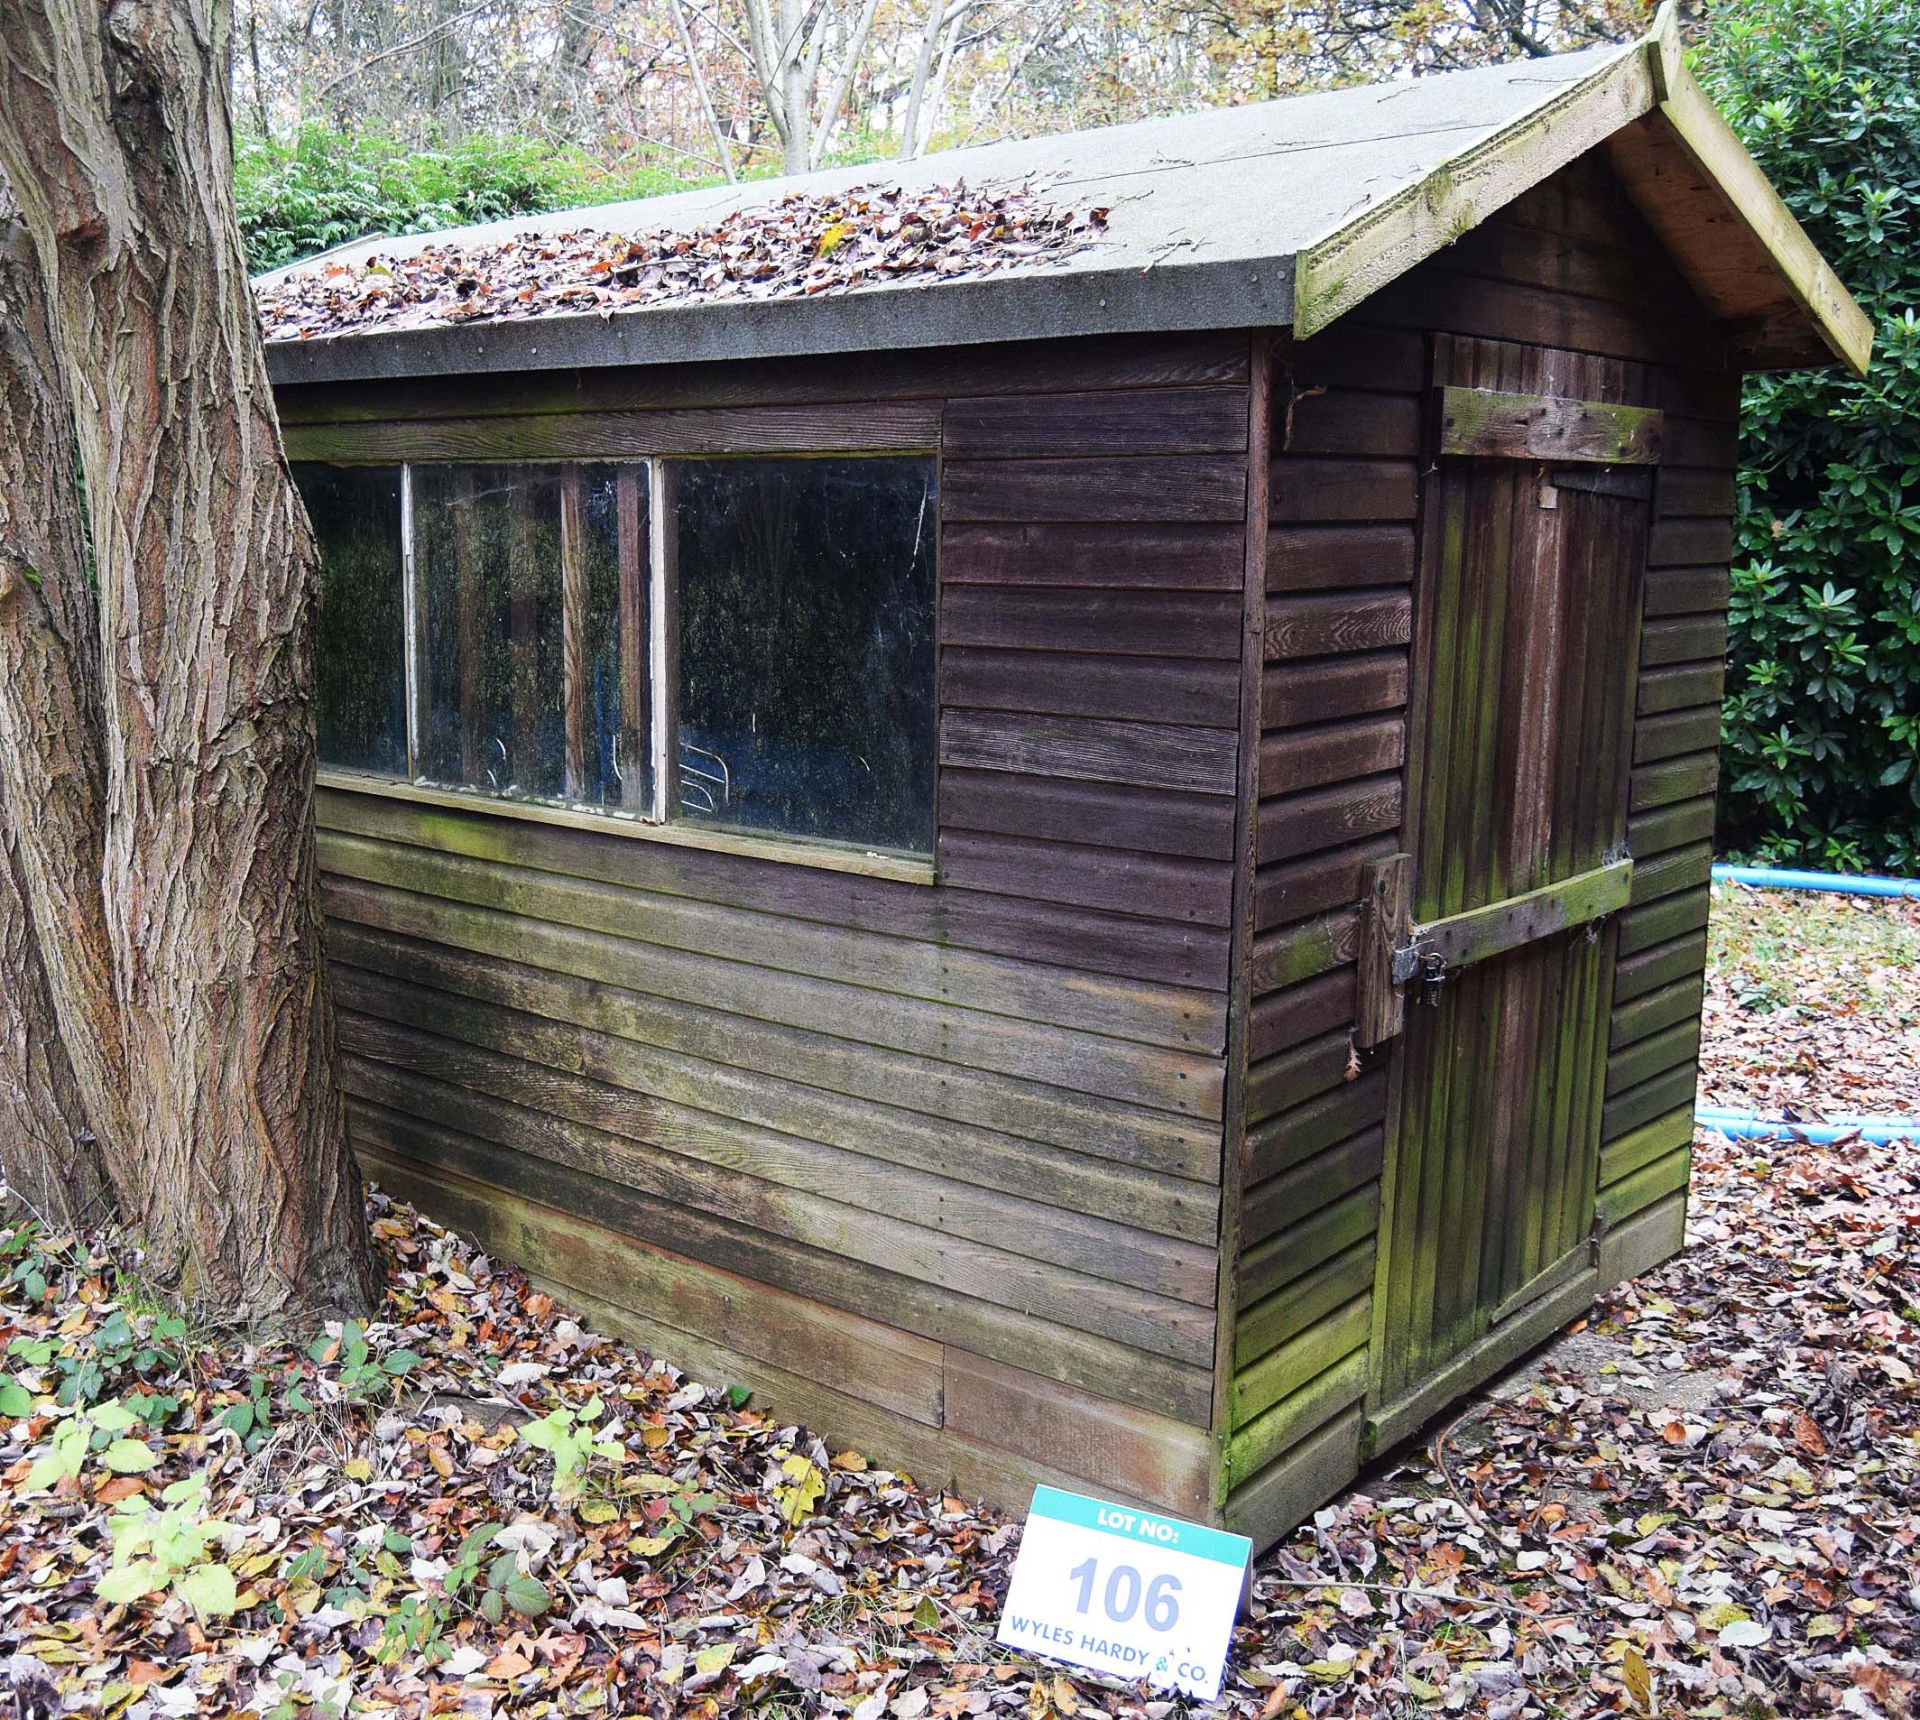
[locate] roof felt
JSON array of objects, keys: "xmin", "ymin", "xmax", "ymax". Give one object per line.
[{"xmin": 259, "ymin": 40, "xmax": 1631, "ymax": 386}]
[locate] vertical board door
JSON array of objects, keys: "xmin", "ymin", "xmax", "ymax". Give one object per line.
[{"xmin": 1367, "ymin": 341, "xmax": 1656, "ymax": 1448}]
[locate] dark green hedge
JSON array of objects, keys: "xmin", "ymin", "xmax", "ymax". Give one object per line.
[{"xmin": 1700, "ymin": 0, "xmax": 1920, "ymax": 872}]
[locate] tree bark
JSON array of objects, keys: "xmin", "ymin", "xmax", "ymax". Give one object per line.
[
  {"xmin": 0, "ymin": 0, "xmax": 376, "ymax": 1320},
  {"xmin": 0, "ymin": 812, "xmax": 109, "ymax": 1228},
  {"xmin": 0, "ymin": 186, "xmax": 122, "ymax": 1221}
]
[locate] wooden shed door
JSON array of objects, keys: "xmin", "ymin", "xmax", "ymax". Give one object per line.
[{"xmin": 1367, "ymin": 375, "xmax": 1656, "ymax": 1446}]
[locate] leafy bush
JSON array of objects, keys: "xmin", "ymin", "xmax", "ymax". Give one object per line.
[
  {"xmin": 235, "ymin": 125, "xmax": 702, "ymax": 272},
  {"xmin": 1699, "ymin": 1, "xmax": 1920, "ymax": 871}
]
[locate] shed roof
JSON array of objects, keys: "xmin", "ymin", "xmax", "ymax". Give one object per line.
[{"xmin": 259, "ymin": 5, "xmax": 1870, "ymax": 389}]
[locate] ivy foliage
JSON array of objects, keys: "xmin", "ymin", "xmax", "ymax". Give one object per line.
[
  {"xmin": 1698, "ymin": 1, "xmax": 1920, "ymax": 871},
  {"xmin": 234, "ymin": 125, "xmax": 701, "ymax": 273}
]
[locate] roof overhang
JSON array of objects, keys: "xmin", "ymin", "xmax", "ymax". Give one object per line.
[{"xmin": 262, "ymin": 4, "xmax": 1869, "ymax": 391}]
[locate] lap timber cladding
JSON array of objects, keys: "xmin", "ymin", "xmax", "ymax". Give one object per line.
[
  {"xmin": 1226, "ymin": 154, "xmax": 1735, "ymax": 1541},
  {"xmin": 280, "ymin": 153, "xmax": 1738, "ymax": 1546}
]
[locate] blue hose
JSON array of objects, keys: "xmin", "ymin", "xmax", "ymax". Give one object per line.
[
  {"xmin": 1696, "ymin": 1106, "xmax": 1920, "ymax": 1145},
  {"xmin": 1701, "ymin": 865, "xmax": 1919, "ymax": 1143},
  {"xmin": 1711, "ymin": 863, "xmax": 1920, "ymax": 899}
]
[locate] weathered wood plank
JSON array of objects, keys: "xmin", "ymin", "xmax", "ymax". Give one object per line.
[
  {"xmin": 1245, "ymin": 1028, "xmax": 1354, "ymax": 1128},
  {"xmin": 1265, "ymin": 590, "xmax": 1414, "ymax": 662},
  {"xmin": 941, "ymin": 646, "xmax": 1241, "ymax": 728},
  {"xmin": 1258, "ymin": 775, "xmax": 1404, "ymax": 866},
  {"xmin": 1282, "ymin": 389, "xmax": 1423, "ymax": 458},
  {"xmin": 1635, "ymin": 706, "xmax": 1721, "ymax": 764},
  {"xmin": 1355, "ymin": 852, "xmax": 1412, "ymax": 1049},
  {"xmin": 1641, "ymin": 613, "xmax": 1728, "ymax": 668},
  {"xmin": 328, "ymin": 917, "xmax": 1222, "ymax": 1178},
  {"xmin": 936, "ymin": 829, "xmax": 1234, "ymax": 929},
  {"xmin": 1644, "ymin": 565, "xmax": 1731, "ymax": 618},
  {"xmin": 350, "ymin": 1067, "xmax": 1216, "ymax": 1364},
  {"xmin": 321, "ymin": 874, "xmax": 1227, "ymax": 1117},
  {"xmin": 940, "ymin": 521, "xmax": 1246, "ymax": 590},
  {"xmin": 1232, "ymin": 1294, "xmax": 1371, "ymax": 1425},
  {"xmin": 281, "ymin": 400, "xmax": 945, "ymax": 463},
  {"xmin": 942, "ymin": 1349, "xmax": 1216, "ymax": 1518},
  {"xmin": 1611, "ymin": 972, "xmax": 1704, "ymax": 1049},
  {"xmin": 1260, "ymin": 715, "xmax": 1405, "ymax": 797},
  {"xmin": 278, "ymin": 330, "xmax": 1252, "ymax": 425},
  {"xmin": 321, "ymin": 780, "xmax": 1226, "ymax": 990},
  {"xmin": 338, "ymin": 970, "xmax": 1219, "ymax": 1244},
  {"xmin": 1436, "ymin": 386, "xmax": 1663, "ymax": 463},
  {"xmin": 1629, "ymin": 842, "xmax": 1713, "ymax": 906},
  {"xmin": 1263, "ymin": 652, "xmax": 1410, "ymax": 730},
  {"xmin": 1254, "ymin": 836, "xmax": 1399, "ymax": 932},
  {"xmin": 1271, "ymin": 458, "xmax": 1419, "ymax": 523},
  {"xmin": 321, "ymin": 829, "xmax": 1224, "ymax": 1053},
  {"xmin": 1637, "ymin": 661, "xmax": 1725, "ymax": 715},
  {"xmin": 1236, "ymin": 1183, "xmax": 1377, "ymax": 1310},
  {"xmin": 1225, "ymin": 1346, "xmax": 1368, "ymax": 1480},
  {"xmin": 1630, "ymin": 750, "xmax": 1719, "ymax": 812},
  {"xmin": 939, "ymin": 710, "xmax": 1239, "ymax": 796},
  {"xmin": 940, "ymin": 586, "xmax": 1243, "ymax": 660},
  {"xmin": 941, "ymin": 456, "xmax": 1247, "ymax": 523},
  {"xmin": 1612, "ymin": 927, "xmax": 1709, "ymax": 1006},
  {"xmin": 942, "ymin": 387, "xmax": 1248, "ymax": 458},
  {"xmin": 1628, "ymin": 795, "xmax": 1716, "ymax": 859},
  {"xmin": 1267, "ymin": 524, "xmax": 1416, "ymax": 592},
  {"xmin": 939, "ymin": 768, "xmax": 1236, "ymax": 862},
  {"xmin": 1240, "ymin": 1128, "xmax": 1386, "ymax": 1255},
  {"xmin": 1249, "ymin": 910, "xmax": 1361, "ymax": 996},
  {"xmin": 1243, "ymin": 1071, "xmax": 1388, "ymax": 1189},
  {"xmin": 1248, "ymin": 967, "xmax": 1356, "ymax": 1064},
  {"xmin": 1286, "ymin": 323, "xmax": 1427, "ymax": 393},
  {"xmin": 356, "ymin": 1129, "xmax": 1216, "ymax": 1426},
  {"xmin": 341, "ymin": 1019, "xmax": 1218, "ymax": 1307}
]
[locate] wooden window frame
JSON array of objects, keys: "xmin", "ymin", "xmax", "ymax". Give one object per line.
[{"xmin": 311, "ymin": 449, "xmax": 939, "ymax": 886}]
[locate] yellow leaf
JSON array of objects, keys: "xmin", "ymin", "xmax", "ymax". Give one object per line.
[
  {"xmin": 1622, "ymin": 1643, "xmax": 1652, "ymax": 1714},
  {"xmin": 693, "ymin": 1643, "xmax": 735, "ymax": 1677},
  {"xmin": 344, "ymin": 1457, "xmax": 372, "ymax": 1482},
  {"xmin": 816, "ymin": 221, "xmax": 850, "ymax": 256},
  {"xmin": 578, "ymin": 1500, "xmax": 619, "ymax": 1524},
  {"xmin": 629, "ymin": 1533, "xmax": 677, "ymax": 1557}
]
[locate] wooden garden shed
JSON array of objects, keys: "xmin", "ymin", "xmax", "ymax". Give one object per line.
[{"xmin": 262, "ymin": 6, "xmax": 1869, "ymax": 1549}]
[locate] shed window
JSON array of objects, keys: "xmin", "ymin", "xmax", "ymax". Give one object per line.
[
  {"xmin": 299, "ymin": 464, "xmax": 407, "ymax": 777},
  {"xmin": 296, "ymin": 454, "xmax": 936, "ymax": 860}
]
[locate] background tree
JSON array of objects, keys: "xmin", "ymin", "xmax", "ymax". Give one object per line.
[
  {"xmin": 0, "ymin": 0, "xmax": 377, "ymax": 1320},
  {"xmin": 1699, "ymin": 0, "xmax": 1920, "ymax": 871}
]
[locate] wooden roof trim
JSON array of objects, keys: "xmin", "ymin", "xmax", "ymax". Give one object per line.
[
  {"xmin": 1632, "ymin": 9, "xmax": 1873, "ymax": 376},
  {"xmin": 1296, "ymin": 3, "xmax": 1871, "ymax": 377},
  {"xmin": 1291, "ymin": 40, "xmax": 1656, "ymax": 340}
]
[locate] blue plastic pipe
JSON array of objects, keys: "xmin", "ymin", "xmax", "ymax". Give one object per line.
[
  {"xmin": 1701, "ymin": 864, "xmax": 1920, "ymax": 1143},
  {"xmin": 1695, "ymin": 1106, "xmax": 1920, "ymax": 1145},
  {"xmin": 1710, "ymin": 863, "xmax": 1920, "ymax": 899}
]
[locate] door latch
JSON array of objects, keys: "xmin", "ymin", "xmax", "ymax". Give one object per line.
[{"xmin": 1418, "ymin": 950, "xmax": 1449, "ymax": 1008}]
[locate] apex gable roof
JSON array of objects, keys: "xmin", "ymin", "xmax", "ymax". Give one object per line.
[{"xmin": 260, "ymin": 4, "xmax": 1870, "ymax": 389}]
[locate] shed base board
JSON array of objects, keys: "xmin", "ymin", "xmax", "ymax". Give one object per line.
[
  {"xmin": 1222, "ymin": 1406, "xmax": 1362, "ymax": 1548},
  {"xmin": 1363, "ymin": 1264, "xmax": 1601, "ymax": 1458},
  {"xmin": 360, "ymin": 1144, "xmax": 1218, "ymax": 1521},
  {"xmin": 1595, "ymin": 1188, "xmax": 1688, "ymax": 1288}
]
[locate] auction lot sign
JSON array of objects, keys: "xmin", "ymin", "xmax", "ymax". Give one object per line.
[{"xmin": 995, "ymin": 1487, "xmax": 1252, "ymax": 1701}]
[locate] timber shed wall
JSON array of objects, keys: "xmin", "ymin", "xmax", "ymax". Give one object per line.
[
  {"xmin": 280, "ymin": 332, "xmax": 1259, "ymax": 1517},
  {"xmin": 278, "ymin": 147, "xmax": 1744, "ymax": 1546},
  {"xmin": 1223, "ymin": 153, "xmax": 1739, "ymax": 1546}
]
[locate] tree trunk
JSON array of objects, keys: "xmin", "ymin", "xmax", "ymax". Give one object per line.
[
  {"xmin": 0, "ymin": 186, "xmax": 122, "ymax": 1221},
  {"xmin": 0, "ymin": 0, "xmax": 377, "ymax": 1321}
]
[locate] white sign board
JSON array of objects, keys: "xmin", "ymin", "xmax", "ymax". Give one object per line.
[{"xmin": 996, "ymin": 1485, "xmax": 1252, "ymax": 1701}]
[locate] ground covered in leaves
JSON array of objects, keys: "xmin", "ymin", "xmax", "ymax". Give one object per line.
[
  {"xmin": 0, "ymin": 884, "xmax": 1913, "ymax": 1718},
  {"xmin": 254, "ymin": 183, "xmax": 1105, "ymax": 341}
]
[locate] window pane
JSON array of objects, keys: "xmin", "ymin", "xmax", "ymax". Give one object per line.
[
  {"xmin": 411, "ymin": 463, "xmax": 644, "ymax": 812},
  {"xmin": 295, "ymin": 463, "xmax": 406, "ymax": 777},
  {"xmin": 674, "ymin": 457, "xmax": 936, "ymax": 853}
]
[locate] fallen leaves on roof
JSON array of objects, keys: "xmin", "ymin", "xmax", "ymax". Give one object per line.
[{"xmin": 254, "ymin": 183, "xmax": 1109, "ymax": 343}]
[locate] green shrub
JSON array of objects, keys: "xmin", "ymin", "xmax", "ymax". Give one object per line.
[
  {"xmin": 1699, "ymin": 0, "xmax": 1920, "ymax": 872},
  {"xmin": 236, "ymin": 125, "xmax": 706, "ymax": 273}
]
